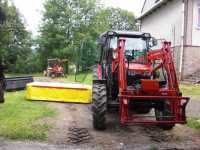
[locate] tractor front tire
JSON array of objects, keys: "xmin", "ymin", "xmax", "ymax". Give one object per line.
[{"xmin": 92, "ymin": 83, "xmax": 107, "ymax": 130}]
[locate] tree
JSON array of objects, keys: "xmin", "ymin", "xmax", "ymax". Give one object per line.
[
  {"xmin": 95, "ymin": 7, "xmax": 137, "ymax": 31},
  {"xmin": 37, "ymin": 0, "xmax": 137, "ymax": 72},
  {"xmin": 38, "ymin": 0, "xmax": 100, "ymax": 70},
  {"xmin": 0, "ymin": 0, "xmax": 33, "ymax": 73}
]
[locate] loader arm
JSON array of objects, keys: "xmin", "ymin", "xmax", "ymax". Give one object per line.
[{"xmin": 147, "ymin": 42, "xmax": 180, "ymax": 94}]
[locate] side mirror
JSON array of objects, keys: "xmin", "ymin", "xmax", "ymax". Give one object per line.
[
  {"xmin": 149, "ymin": 37, "xmax": 158, "ymax": 47},
  {"xmin": 152, "ymin": 38, "xmax": 158, "ymax": 46}
]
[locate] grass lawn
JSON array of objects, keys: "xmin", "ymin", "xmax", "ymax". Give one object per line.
[
  {"xmin": 0, "ymin": 91, "xmax": 56, "ymax": 140},
  {"xmin": 57, "ymin": 72, "xmax": 93, "ymax": 85},
  {"xmin": 180, "ymin": 84, "xmax": 200, "ymax": 96},
  {"xmin": 180, "ymin": 84, "xmax": 200, "ymax": 130},
  {"xmin": 187, "ymin": 118, "xmax": 200, "ymax": 130}
]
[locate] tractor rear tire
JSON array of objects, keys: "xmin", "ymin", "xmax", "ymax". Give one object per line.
[
  {"xmin": 92, "ymin": 83, "xmax": 107, "ymax": 130},
  {"xmin": 155, "ymin": 102, "xmax": 175, "ymax": 130}
]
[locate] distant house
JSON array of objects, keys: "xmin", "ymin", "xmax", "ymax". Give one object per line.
[{"xmin": 138, "ymin": 0, "xmax": 200, "ymax": 79}]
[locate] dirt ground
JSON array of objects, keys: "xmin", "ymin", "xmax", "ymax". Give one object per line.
[
  {"xmin": 0, "ymin": 77, "xmax": 200, "ymax": 150},
  {"xmin": 44, "ymin": 101, "xmax": 200, "ymax": 150}
]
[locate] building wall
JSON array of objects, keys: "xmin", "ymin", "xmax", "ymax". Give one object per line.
[
  {"xmin": 185, "ymin": 0, "xmax": 193, "ymax": 45},
  {"xmin": 192, "ymin": 0, "xmax": 200, "ymax": 46},
  {"xmin": 184, "ymin": 0, "xmax": 200, "ymax": 78},
  {"xmin": 172, "ymin": 46, "xmax": 181, "ymax": 74},
  {"xmin": 183, "ymin": 46, "xmax": 200, "ymax": 77},
  {"xmin": 140, "ymin": 0, "xmax": 200, "ymax": 79},
  {"xmin": 141, "ymin": 0, "xmax": 183, "ymax": 47}
]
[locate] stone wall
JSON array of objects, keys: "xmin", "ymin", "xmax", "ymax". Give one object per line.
[
  {"xmin": 183, "ymin": 46, "xmax": 200, "ymax": 78},
  {"xmin": 172, "ymin": 46, "xmax": 200, "ymax": 79}
]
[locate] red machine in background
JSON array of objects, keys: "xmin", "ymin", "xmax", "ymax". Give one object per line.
[
  {"xmin": 44, "ymin": 59, "xmax": 67, "ymax": 78},
  {"xmin": 92, "ymin": 31, "xmax": 189, "ymax": 130}
]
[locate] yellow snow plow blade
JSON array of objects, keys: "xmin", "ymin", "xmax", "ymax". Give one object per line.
[{"xmin": 26, "ymin": 82, "xmax": 92, "ymax": 103}]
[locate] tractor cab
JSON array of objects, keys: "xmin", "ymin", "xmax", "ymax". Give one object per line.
[
  {"xmin": 108, "ymin": 31, "xmax": 150, "ymax": 63},
  {"xmin": 99, "ymin": 30, "xmax": 156, "ymax": 53},
  {"xmin": 98, "ymin": 31, "xmax": 157, "ymax": 87}
]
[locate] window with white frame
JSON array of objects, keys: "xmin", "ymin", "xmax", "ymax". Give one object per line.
[{"xmin": 198, "ymin": 5, "xmax": 200, "ymax": 27}]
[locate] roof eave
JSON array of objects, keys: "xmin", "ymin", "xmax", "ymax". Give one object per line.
[{"xmin": 137, "ymin": 0, "xmax": 169, "ymax": 20}]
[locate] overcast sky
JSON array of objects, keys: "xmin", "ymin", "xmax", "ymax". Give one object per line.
[{"xmin": 12, "ymin": 0, "xmax": 145, "ymax": 36}]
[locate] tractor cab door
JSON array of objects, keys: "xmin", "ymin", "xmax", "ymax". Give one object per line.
[{"xmin": 99, "ymin": 36, "xmax": 114, "ymax": 80}]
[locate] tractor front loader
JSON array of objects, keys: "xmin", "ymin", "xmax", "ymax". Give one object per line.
[{"xmin": 92, "ymin": 31, "xmax": 189, "ymax": 130}]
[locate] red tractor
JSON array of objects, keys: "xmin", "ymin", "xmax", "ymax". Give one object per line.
[
  {"xmin": 44, "ymin": 59, "xmax": 67, "ymax": 78},
  {"xmin": 92, "ymin": 31, "xmax": 189, "ymax": 130}
]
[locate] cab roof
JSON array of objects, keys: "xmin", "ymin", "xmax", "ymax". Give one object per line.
[{"xmin": 100, "ymin": 30, "xmax": 151, "ymax": 38}]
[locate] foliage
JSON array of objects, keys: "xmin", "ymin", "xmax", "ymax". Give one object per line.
[
  {"xmin": 0, "ymin": 91, "xmax": 56, "ymax": 140},
  {"xmin": 0, "ymin": 0, "xmax": 137, "ymax": 73},
  {"xmin": 97, "ymin": 7, "xmax": 137, "ymax": 31},
  {"xmin": 37, "ymin": 0, "xmax": 137, "ymax": 72},
  {"xmin": 0, "ymin": 0, "xmax": 34, "ymax": 73}
]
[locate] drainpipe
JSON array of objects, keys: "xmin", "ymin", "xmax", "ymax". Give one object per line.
[
  {"xmin": 179, "ymin": 0, "xmax": 186, "ymax": 80},
  {"xmin": 136, "ymin": 21, "xmax": 141, "ymax": 31}
]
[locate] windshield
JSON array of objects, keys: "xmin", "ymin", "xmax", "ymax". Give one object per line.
[{"xmin": 110, "ymin": 37, "xmax": 148, "ymax": 63}]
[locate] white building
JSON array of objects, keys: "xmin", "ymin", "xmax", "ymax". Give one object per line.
[{"xmin": 138, "ymin": 0, "xmax": 200, "ymax": 79}]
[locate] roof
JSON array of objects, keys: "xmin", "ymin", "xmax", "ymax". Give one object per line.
[
  {"xmin": 138, "ymin": 0, "xmax": 170, "ymax": 20},
  {"xmin": 100, "ymin": 30, "xmax": 151, "ymax": 38}
]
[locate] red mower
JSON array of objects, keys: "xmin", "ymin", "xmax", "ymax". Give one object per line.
[{"xmin": 92, "ymin": 31, "xmax": 189, "ymax": 130}]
